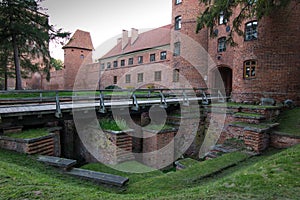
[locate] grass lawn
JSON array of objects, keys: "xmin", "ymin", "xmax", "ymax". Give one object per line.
[
  {"xmin": 0, "ymin": 145, "xmax": 299, "ymax": 199},
  {"xmin": 276, "ymin": 107, "xmax": 300, "ymax": 136},
  {"xmin": 4, "ymin": 128, "xmax": 49, "ymax": 139}
]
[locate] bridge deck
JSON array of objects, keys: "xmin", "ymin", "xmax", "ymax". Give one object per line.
[{"xmin": 0, "ymin": 97, "xmax": 206, "ymax": 116}]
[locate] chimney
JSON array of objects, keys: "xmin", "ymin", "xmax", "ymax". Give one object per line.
[
  {"xmin": 117, "ymin": 37, "xmax": 122, "ymax": 43},
  {"xmin": 122, "ymin": 30, "xmax": 129, "ymax": 50},
  {"xmin": 131, "ymin": 28, "xmax": 139, "ymax": 45}
]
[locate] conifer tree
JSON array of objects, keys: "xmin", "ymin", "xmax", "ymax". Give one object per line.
[{"xmin": 0, "ymin": 0, "xmax": 69, "ymax": 90}]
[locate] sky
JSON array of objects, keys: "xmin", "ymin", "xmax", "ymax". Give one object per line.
[{"xmin": 41, "ymin": 0, "xmax": 173, "ymax": 61}]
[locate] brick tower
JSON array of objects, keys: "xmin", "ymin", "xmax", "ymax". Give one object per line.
[
  {"xmin": 62, "ymin": 30, "xmax": 94, "ymax": 89},
  {"xmin": 171, "ymin": 0, "xmax": 209, "ymax": 89}
]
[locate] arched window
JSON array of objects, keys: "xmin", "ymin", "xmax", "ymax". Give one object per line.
[{"xmin": 175, "ymin": 16, "xmax": 182, "ymax": 30}]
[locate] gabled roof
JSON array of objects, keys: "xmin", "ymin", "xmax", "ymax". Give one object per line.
[
  {"xmin": 101, "ymin": 25, "xmax": 171, "ymax": 59},
  {"xmin": 63, "ymin": 29, "xmax": 94, "ymax": 50}
]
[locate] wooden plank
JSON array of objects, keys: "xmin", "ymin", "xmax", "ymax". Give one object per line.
[
  {"xmin": 65, "ymin": 168, "xmax": 129, "ymax": 187},
  {"xmin": 37, "ymin": 155, "xmax": 77, "ymax": 170}
]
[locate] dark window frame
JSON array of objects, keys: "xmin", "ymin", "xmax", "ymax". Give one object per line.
[
  {"xmin": 121, "ymin": 59, "xmax": 125, "ymax": 67},
  {"xmin": 217, "ymin": 37, "xmax": 226, "ymax": 52},
  {"xmin": 245, "ymin": 21, "xmax": 258, "ymax": 41},
  {"xmin": 160, "ymin": 51, "xmax": 167, "ymax": 60},
  {"xmin": 150, "ymin": 53, "xmax": 156, "ymax": 62},
  {"xmin": 138, "ymin": 56, "xmax": 143, "ymax": 64},
  {"xmin": 175, "ymin": 15, "xmax": 182, "ymax": 30},
  {"xmin": 175, "ymin": 0, "xmax": 182, "ymax": 5},
  {"xmin": 113, "ymin": 61, "xmax": 118, "ymax": 68},
  {"xmin": 128, "ymin": 57, "xmax": 134, "ymax": 65},
  {"xmin": 113, "ymin": 76, "xmax": 118, "ymax": 84}
]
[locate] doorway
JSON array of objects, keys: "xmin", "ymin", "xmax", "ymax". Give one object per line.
[{"xmin": 212, "ymin": 66, "xmax": 232, "ymax": 97}]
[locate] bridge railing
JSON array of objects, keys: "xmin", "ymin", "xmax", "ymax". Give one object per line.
[
  {"xmin": 0, "ymin": 88, "xmax": 210, "ymax": 103},
  {"xmin": 0, "ymin": 88, "xmax": 216, "ymax": 118}
]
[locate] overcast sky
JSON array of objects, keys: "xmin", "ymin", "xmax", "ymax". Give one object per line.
[{"xmin": 41, "ymin": 0, "xmax": 172, "ymax": 61}]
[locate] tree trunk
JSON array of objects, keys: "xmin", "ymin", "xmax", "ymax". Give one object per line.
[
  {"xmin": 12, "ymin": 34, "xmax": 23, "ymax": 90},
  {"xmin": 4, "ymin": 64, "xmax": 8, "ymax": 91}
]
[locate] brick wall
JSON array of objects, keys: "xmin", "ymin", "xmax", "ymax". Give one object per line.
[
  {"xmin": 63, "ymin": 48, "xmax": 93, "ymax": 89},
  {"xmin": 142, "ymin": 129, "xmax": 175, "ymax": 169}
]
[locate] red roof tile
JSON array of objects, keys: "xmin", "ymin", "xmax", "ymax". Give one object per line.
[
  {"xmin": 101, "ymin": 25, "xmax": 171, "ymax": 59},
  {"xmin": 63, "ymin": 29, "xmax": 94, "ymax": 50}
]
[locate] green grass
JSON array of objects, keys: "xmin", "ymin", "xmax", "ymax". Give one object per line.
[
  {"xmin": 231, "ymin": 121, "xmax": 273, "ymax": 129},
  {"xmin": 234, "ymin": 112, "xmax": 264, "ymax": 118},
  {"xmin": 99, "ymin": 118, "xmax": 129, "ymax": 131},
  {"xmin": 276, "ymin": 107, "xmax": 300, "ymax": 136},
  {"xmin": 0, "ymin": 145, "xmax": 299, "ymax": 199},
  {"xmin": 213, "ymin": 102, "xmax": 278, "ymax": 109},
  {"xmin": 82, "ymin": 161, "xmax": 163, "ymax": 184},
  {"xmin": 143, "ymin": 124, "xmax": 173, "ymax": 131},
  {"xmin": 176, "ymin": 158, "xmax": 199, "ymax": 168},
  {"xmin": 4, "ymin": 128, "xmax": 49, "ymax": 139},
  {"xmin": 126, "ymin": 152, "xmax": 249, "ymax": 194}
]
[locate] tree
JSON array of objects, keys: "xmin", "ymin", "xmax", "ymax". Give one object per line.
[
  {"xmin": 0, "ymin": 0, "xmax": 70, "ymax": 90},
  {"xmin": 196, "ymin": 0, "xmax": 297, "ymax": 45},
  {"xmin": 50, "ymin": 58, "xmax": 64, "ymax": 71}
]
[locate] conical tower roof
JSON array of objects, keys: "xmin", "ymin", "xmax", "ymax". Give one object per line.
[{"xmin": 63, "ymin": 29, "xmax": 94, "ymax": 51}]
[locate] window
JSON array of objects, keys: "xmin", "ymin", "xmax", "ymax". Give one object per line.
[
  {"xmin": 175, "ymin": 16, "xmax": 182, "ymax": 30},
  {"xmin": 245, "ymin": 21, "xmax": 258, "ymax": 41},
  {"xmin": 113, "ymin": 76, "xmax": 118, "ymax": 84},
  {"xmin": 125, "ymin": 74, "xmax": 131, "ymax": 83},
  {"xmin": 154, "ymin": 71, "xmax": 162, "ymax": 81},
  {"xmin": 150, "ymin": 54, "xmax": 156, "ymax": 62},
  {"xmin": 121, "ymin": 59, "xmax": 125, "ymax": 67},
  {"xmin": 244, "ymin": 60, "xmax": 257, "ymax": 78},
  {"xmin": 175, "ymin": 0, "xmax": 182, "ymax": 4},
  {"xmin": 219, "ymin": 11, "xmax": 227, "ymax": 25},
  {"xmin": 138, "ymin": 56, "xmax": 143, "ymax": 64},
  {"xmin": 128, "ymin": 58, "xmax": 134, "ymax": 65},
  {"xmin": 160, "ymin": 51, "xmax": 167, "ymax": 60},
  {"xmin": 107, "ymin": 62, "xmax": 111, "ymax": 69},
  {"xmin": 137, "ymin": 73, "xmax": 144, "ymax": 82},
  {"xmin": 80, "ymin": 54, "xmax": 84, "ymax": 59},
  {"xmin": 101, "ymin": 63, "xmax": 105, "ymax": 70},
  {"xmin": 174, "ymin": 42, "xmax": 181, "ymax": 56},
  {"xmin": 113, "ymin": 61, "xmax": 118, "ymax": 67},
  {"xmin": 173, "ymin": 69, "xmax": 180, "ymax": 82},
  {"xmin": 218, "ymin": 37, "xmax": 226, "ymax": 52}
]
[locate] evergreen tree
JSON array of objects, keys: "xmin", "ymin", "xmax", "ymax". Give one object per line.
[
  {"xmin": 0, "ymin": 0, "xmax": 69, "ymax": 90},
  {"xmin": 196, "ymin": 0, "xmax": 297, "ymax": 45}
]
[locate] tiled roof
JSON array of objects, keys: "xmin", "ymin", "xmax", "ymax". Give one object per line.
[
  {"xmin": 63, "ymin": 29, "xmax": 94, "ymax": 50},
  {"xmin": 101, "ymin": 25, "xmax": 171, "ymax": 59}
]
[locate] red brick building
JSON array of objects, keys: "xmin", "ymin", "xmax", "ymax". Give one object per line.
[
  {"xmin": 170, "ymin": 0, "xmax": 300, "ymax": 104},
  {"xmin": 98, "ymin": 25, "xmax": 174, "ymax": 89},
  {"xmin": 55, "ymin": 1, "xmax": 299, "ymax": 104},
  {"xmin": 42, "ymin": 29, "xmax": 95, "ymax": 90}
]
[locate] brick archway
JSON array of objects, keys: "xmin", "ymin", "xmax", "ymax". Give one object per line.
[{"xmin": 211, "ymin": 66, "xmax": 232, "ymax": 97}]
